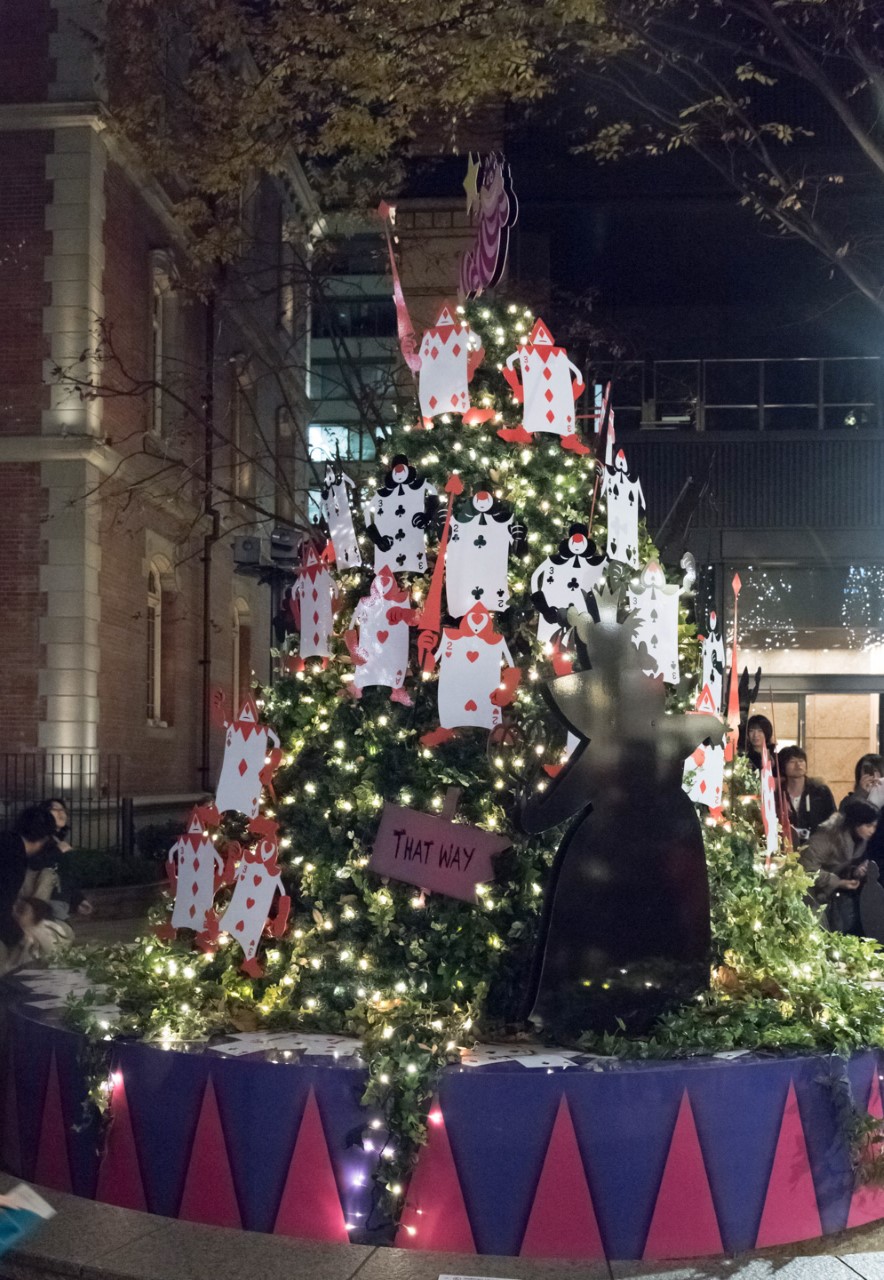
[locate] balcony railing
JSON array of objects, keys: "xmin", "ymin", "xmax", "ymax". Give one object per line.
[{"xmin": 592, "ymin": 356, "xmax": 883, "ymax": 434}]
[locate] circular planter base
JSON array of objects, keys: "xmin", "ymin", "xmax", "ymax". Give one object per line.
[{"xmin": 4, "ymin": 977, "xmax": 883, "ymax": 1261}]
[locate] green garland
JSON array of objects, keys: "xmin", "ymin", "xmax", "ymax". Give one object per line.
[{"xmin": 59, "ymin": 298, "xmax": 884, "ymax": 1227}]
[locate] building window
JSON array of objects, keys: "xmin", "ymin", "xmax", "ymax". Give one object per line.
[
  {"xmin": 308, "ymin": 421, "xmax": 377, "ymax": 464},
  {"xmin": 312, "ymin": 297, "xmax": 396, "ymax": 339},
  {"xmin": 146, "ymin": 565, "xmax": 163, "ymax": 723},
  {"xmin": 232, "ymin": 599, "xmax": 252, "ymax": 707},
  {"xmin": 148, "ymin": 252, "xmax": 173, "ymax": 436},
  {"xmin": 229, "ymin": 360, "xmax": 254, "ymax": 499},
  {"xmin": 277, "ymin": 209, "xmax": 296, "ymax": 335}
]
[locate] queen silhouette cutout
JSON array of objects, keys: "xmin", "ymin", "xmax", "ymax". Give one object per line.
[{"xmin": 521, "ymin": 584, "xmax": 723, "ymax": 1037}]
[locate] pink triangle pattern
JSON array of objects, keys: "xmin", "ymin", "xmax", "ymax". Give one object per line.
[
  {"xmin": 274, "ymin": 1088, "xmax": 349, "ymax": 1242},
  {"xmin": 396, "ymin": 1102, "xmax": 476, "ymax": 1252},
  {"xmin": 643, "ymin": 1091, "xmax": 723, "ymax": 1259},
  {"xmin": 520, "ymin": 1095, "xmax": 605, "ymax": 1258},
  {"xmin": 0, "ymin": 1040, "xmax": 21, "ymax": 1177},
  {"xmin": 96, "ymin": 1072, "xmax": 148, "ymax": 1212},
  {"xmin": 34, "ymin": 1050, "xmax": 72, "ymax": 1193},
  {"xmin": 755, "ymin": 1080, "xmax": 821, "ymax": 1247},
  {"xmin": 848, "ymin": 1065, "xmax": 884, "ymax": 1228},
  {"xmin": 177, "ymin": 1078, "xmax": 242, "ymax": 1228}
]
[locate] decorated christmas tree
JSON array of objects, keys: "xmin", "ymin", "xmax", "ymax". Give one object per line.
[{"xmin": 70, "ymin": 296, "xmax": 884, "ymax": 1225}]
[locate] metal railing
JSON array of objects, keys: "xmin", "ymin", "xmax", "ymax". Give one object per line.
[
  {"xmin": 0, "ymin": 754, "xmax": 131, "ymax": 853},
  {"xmin": 589, "ymin": 356, "xmax": 883, "ymax": 433}
]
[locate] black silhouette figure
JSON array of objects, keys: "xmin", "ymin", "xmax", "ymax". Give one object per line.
[{"xmin": 521, "ymin": 585, "xmax": 724, "ymax": 1038}]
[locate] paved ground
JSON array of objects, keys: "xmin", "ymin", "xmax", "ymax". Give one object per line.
[{"xmin": 7, "ymin": 1172, "xmax": 884, "ymax": 1280}]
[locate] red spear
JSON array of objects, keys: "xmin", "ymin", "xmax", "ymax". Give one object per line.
[{"xmin": 724, "ymin": 574, "xmax": 742, "ymax": 763}]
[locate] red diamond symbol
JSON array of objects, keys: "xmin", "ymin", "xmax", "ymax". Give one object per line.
[
  {"xmin": 450, "ymin": 394, "xmax": 459, "ymax": 407},
  {"xmin": 238, "ymin": 758, "xmax": 248, "ymax": 776},
  {"xmin": 430, "ymin": 346, "xmax": 439, "ymax": 359},
  {"xmin": 546, "ymin": 410, "xmax": 555, "ymax": 423},
  {"xmin": 429, "ymin": 395, "xmax": 438, "ymax": 409},
  {"xmin": 699, "ymin": 780, "xmax": 707, "ymax": 794},
  {"xmin": 543, "ymin": 367, "xmax": 553, "ymax": 380},
  {"xmin": 452, "ymin": 343, "xmax": 461, "ymax": 357},
  {"xmin": 312, "ymin": 611, "xmax": 319, "ymax": 624},
  {"xmin": 544, "ymin": 389, "xmax": 554, "ymax": 402},
  {"xmin": 313, "ymin": 631, "xmax": 320, "ymax": 645},
  {"xmin": 312, "ymin": 588, "xmax": 318, "ymax": 601}
]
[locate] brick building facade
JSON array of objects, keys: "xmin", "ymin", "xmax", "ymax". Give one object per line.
[{"xmin": 0, "ymin": 0, "xmax": 316, "ymax": 813}]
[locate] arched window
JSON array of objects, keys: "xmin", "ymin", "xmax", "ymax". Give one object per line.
[
  {"xmin": 146, "ymin": 565, "xmax": 162, "ymax": 722},
  {"xmin": 232, "ymin": 598, "xmax": 252, "ymax": 708},
  {"xmin": 148, "ymin": 251, "xmax": 173, "ymax": 437}
]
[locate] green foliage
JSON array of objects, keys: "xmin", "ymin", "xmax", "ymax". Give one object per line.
[
  {"xmin": 104, "ymin": 0, "xmax": 558, "ymax": 257},
  {"xmin": 72, "ymin": 850, "xmax": 164, "ymax": 889},
  {"xmin": 66, "ymin": 298, "xmax": 884, "ymax": 1221},
  {"xmin": 135, "ymin": 821, "xmax": 184, "ymax": 862}
]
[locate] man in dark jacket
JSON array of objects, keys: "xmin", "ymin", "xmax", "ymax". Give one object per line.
[
  {"xmin": 778, "ymin": 745, "xmax": 836, "ymax": 845},
  {"xmin": 0, "ymin": 806, "xmax": 57, "ymax": 969}
]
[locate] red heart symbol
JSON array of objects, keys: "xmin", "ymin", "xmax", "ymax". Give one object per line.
[
  {"xmin": 464, "ymin": 699, "xmax": 478, "ymax": 711},
  {"xmin": 235, "ymin": 920, "xmax": 245, "ymax": 932},
  {"xmin": 246, "ymin": 897, "xmax": 255, "ymax": 909},
  {"xmin": 377, "ymin": 630, "xmax": 389, "ymax": 644},
  {"xmin": 466, "ymin": 650, "xmax": 479, "ymax": 663},
  {"xmin": 253, "ymin": 873, "xmax": 263, "ymax": 886}
]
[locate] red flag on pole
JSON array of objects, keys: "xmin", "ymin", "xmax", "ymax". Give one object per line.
[
  {"xmin": 724, "ymin": 574, "xmax": 742, "ymax": 763},
  {"xmin": 378, "ymin": 202, "xmax": 421, "ymax": 374}
]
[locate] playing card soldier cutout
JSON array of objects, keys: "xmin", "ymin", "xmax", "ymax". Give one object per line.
[
  {"xmin": 683, "ymin": 680, "xmax": 726, "ymax": 815},
  {"xmin": 419, "ymin": 601, "xmax": 521, "ymax": 747},
  {"xmin": 201, "ymin": 820, "xmax": 291, "ymax": 978},
  {"xmin": 603, "ymin": 448, "xmax": 645, "ymax": 569},
  {"xmin": 214, "ymin": 694, "xmax": 282, "ymax": 819},
  {"xmin": 530, "ymin": 523, "xmax": 607, "ymax": 646},
  {"xmin": 416, "ymin": 302, "xmax": 493, "ymax": 428},
  {"xmin": 291, "ymin": 539, "xmax": 338, "ymax": 660},
  {"xmin": 157, "ymin": 806, "xmax": 225, "ymax": 938},
  {"xmin": 363, "ymin": 456, "xmax": 437, "ymax": 575},
  {"xmin": 700, "ymin": 612, "xmax": 726, "ymax": 715},
  {"xmin": 521, "ymin": 586, "xmax": 723, "ymax": 1037},
  {"xmin": 444, "ymin": 485, "xmax": 523, "ymax": 619},
  {"xmin": 320, "ymin": 464, "xmax": 361, "ymax": 570},
  {"xmin": 627, "ymin": 560, "xmax": 683, "ymax": 686},
  {"xmin": 345, "ymin": 566, "xmax": 420, "ymax": 705},
  {"xmin": 498, "ymin": 319, "xmax": 590, "ymax": 455}
]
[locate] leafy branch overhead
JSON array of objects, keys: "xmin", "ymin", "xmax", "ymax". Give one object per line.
[
  {"xmin": 104, "ymin": 0, "xmax": 554, "ymax": 253},
  {"xmin": 564, "ymin": 0, "xmax": 884, "ymax": 316},
  {"xmin": 107, "ymin": 0, "xmax": 884, "ymax": 314}
]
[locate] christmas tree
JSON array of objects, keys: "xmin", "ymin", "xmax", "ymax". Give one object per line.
[{"xmin": 71, "ymin": 297, "xmax": 884, "ymax": 1222}]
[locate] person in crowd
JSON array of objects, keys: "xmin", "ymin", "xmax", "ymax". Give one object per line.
[
  {"xmin": 778, "ymin": 745, "xmax": 835, "ymax": 844},
  {"xmin": 0, "ymin": 807, "xmax": 59, "ymax": 974},
  {"xmin": 13, "ymin": 897, "xmax": 73, "ymax": 962},
  {"xmin": 744, "ymin": 714, "xmax": 779, "ymax": 775},
  {"xmin": 840, "ymin": 754, "xmax": 884, "ymax": 812},
  {"xmin": 29, "ymin": 798, "xmax": 92, "ymax": 920},
  {"xmin": 800, "ymin": 800, "xmax": 884, "ymax": 942}
]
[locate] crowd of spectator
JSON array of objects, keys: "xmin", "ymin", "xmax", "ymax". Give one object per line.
[
  {"xmin": 744, "ymin": 713, "xmax": 884, "ymax": 945},
  {"xmin": 0, "ymin": 799, "xmax": 91, "ymax": 975}
]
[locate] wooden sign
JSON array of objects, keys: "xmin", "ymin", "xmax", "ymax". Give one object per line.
[{"xmin": 369, "ymin": 789, "xmax": 510, "ymax": 903}]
